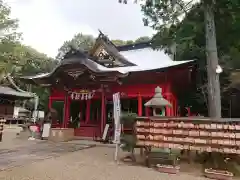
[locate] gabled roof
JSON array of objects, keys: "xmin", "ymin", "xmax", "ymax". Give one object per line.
[
  {"xmin": 0, "ymin": 86, "xmax": 33, "ymax": 98},
  {"xmin": 20, "ymin": 33, "xmax": 195, "ymax": 83},
  {"xmin": 89, "ymin": 31, "xmax": 136, "ymax": 67}
]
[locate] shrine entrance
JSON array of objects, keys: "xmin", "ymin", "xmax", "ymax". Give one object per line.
[
  {"xmin": 121, "ymin": 98, "xmax": 138, "ymax": 114},
  {"xmin": 69, "ymin": 100, "xmax": 87, "ymax": 128},
  {"xmin": 51, "ymin": 101, "xmax": 64, "ymax": 124}
]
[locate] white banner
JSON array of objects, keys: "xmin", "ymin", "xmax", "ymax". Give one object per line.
[
  {"xmin": 113, "ymin": 92, "xmax": 121, "ymax": 144},
  {"xmin": 113, "ymin": 92, "xmax": 121, "ymax": 162}
]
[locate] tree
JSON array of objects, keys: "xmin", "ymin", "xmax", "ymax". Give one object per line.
[
  {"xmin": 0, "ymin": 0, "xmax": 21, "ymax": 81},
  {"xmin": 112, "ymin": 39, "xmax": 127, "ymax": 46},
  {"xmin": 120, "ymin": 0, "xmax": 222, "ymax": 118},
  {"xmin": 135, "ymin": 36, "xmax": 150, "ymax": 43},
  {"xmin": 0, "ymin": 1, "xmax": 58, "ymax": 111},
  {"xmin": 6, "ymin": 44, "xmax": 58, "ymax": 111},
  {"xmin": 57, "ymin": 33, "xmax": 151, "ymax": 60},
  {"xmin": 126, "ymin": 40, "xmax": 134, "ymax": 45},
  {"xmin": 56, "ymin": 33, "xmax": 95, "ymax": 60},
  {"xmin": 134, "ymin": 0, "xmax": 240, "ymax": 117},
  {"xmin": 112, "ymin": 36, "xmax": 151, "ymax": 46}
]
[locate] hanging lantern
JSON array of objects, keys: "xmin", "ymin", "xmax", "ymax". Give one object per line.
[
  {"xmin": 88, "ymin": 92, "xmax": 94, "ymax": 99},
  {"xmin": 81, "ymin": 94, "xmax": 84, "ymax": 100},
  {"xmin": 76, "ymin": 93, "xmax": 80, "ymax": 100},
  {"xmin": 84, "ymin": 94, "xmax": 88, "ymax": 100},
  {"xmin": 71, "ymin": 93, "xmax": 74, "ymax": 100}
]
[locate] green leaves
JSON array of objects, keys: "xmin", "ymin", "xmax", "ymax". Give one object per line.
[
  {"xmin": 0, "ymin": 0, "xmax": 58, "ymax": 110},
  {"xmin": 56, "ymin": 33, "xmax": 95, "ymax": 61},
  {"xmin": 141, "ymin": 0, "xmax": 195, "ymax": 30},
  {"xmin": 141, "ymin": 0, "xmax": 240, "ymax": 116}
]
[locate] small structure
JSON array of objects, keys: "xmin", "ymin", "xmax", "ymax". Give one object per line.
[
  {"xmin": 145, "ymin": 86, "xmax": 172, "ymax": 116},
  {"xmin": 16, "ymin": 107, "xmax": 31, "ymax": 118},
  {"xmin": 0, "ymin": 86, "xmax": 33, "ymax": 120}
]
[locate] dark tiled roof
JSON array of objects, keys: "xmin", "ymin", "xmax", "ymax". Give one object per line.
[
  {"xmin": 116, "ymin": 41, "xmax": 153, "ymax": 52},
  {"xmin": 0, "ymin": 86, "xmax": 33, "ymax": 98}
]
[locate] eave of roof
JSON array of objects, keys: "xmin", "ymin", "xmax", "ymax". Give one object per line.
[
  {"xmin": 20, "ymin": 40, "xmax": 195, "ymax": 81},
  {"xmin": 0, "ymin": 86, "xmax": 34, "ymax": 98},
  {"xmin": 116, "ymin": 41, "xmax": 153, "ymax": 52},
  {"xmin": 20, "ymin": 59, "xmax": 194, "ymax": 81}
]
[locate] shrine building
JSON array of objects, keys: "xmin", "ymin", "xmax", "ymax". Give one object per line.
[{"xmin": 21, "ymin": 32, "xmax": 195, "ymax": 138}]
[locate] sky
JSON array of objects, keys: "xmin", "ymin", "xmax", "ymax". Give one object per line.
[{"xmin": 5, "ymin": 0, "xmax": 154, "ymax": 58}]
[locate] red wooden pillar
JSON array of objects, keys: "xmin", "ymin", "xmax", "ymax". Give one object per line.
[
  {"xmin": 66, "ymin": 96, "xmax": 70, "ymax": 127},
  {"xmin": 187, "ymin": 107, "xmax": 191, "ymax": 116},
  {"xmin": 138, "ymin": 94, "xmax": 142, "ymax": 116},
  {"xmin": 145, "ymin": 107, "xmax": 149, "ymax": 116},
  {"xmin": 63, "ymin": 93, "xmax": 70, "ymax": 128},
  {"xmin": 86, "ymin": 100, "xmax": 91, "ymax": 124},
  {"xmin": 48, "ymin": 97, "xmax": 52, "ymax": 110},
  {"xmin": 165, "ymin": 84, "xmax": 171, "ymax": 116},
  {"xmin": 174, "ymin": 97, "xmax": 178, "ymax": 116},
  {"xmin": 100, "ymin": 86, "xmax": 105, "ymax": 135}
]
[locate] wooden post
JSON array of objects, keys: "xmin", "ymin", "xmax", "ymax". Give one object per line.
[
  {"xmin": 66, "ymin": 95, "xmax": 70, "ymax": 128},
  {"xmin": 145, "ymin": 107, "xmax": 149, "ymax": 116},
  {"xmin": 86, "ymin": 100, "xmax": 91, "ymax": 124},
  {"xmin": 165, "ymin": 84, "xmax": 171, "ymax": 116},
  {"xmin": 186, "ymin": 107, "xmax": 191, "ymax": 117},
  {"xmin": 0, "ymin": 119, "xmax": 6, "ymax": 142},
  {"xmin": 138, "ymin": 94, "xmax": 142, "ymax": 116},
  {"xmin": 100, "ymin": 85, "xmax": 105, "ymax": 135},
  {"xmin": 63, "ymin": 92, "xmax": 69, "ymax": 128},
  {"xmin": 48, "ymin": 97, "xmax": 52, "ymax": 110}
]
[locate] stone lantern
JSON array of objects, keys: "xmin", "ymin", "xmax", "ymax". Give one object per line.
[{"xmin": 144, "ymin": 86, "xmax": 172, "ymax": 116}]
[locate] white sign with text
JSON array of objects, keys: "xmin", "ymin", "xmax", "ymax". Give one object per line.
[{"xmin": 113, "ymin": 92, "xmax": 121, "ymax": 161}]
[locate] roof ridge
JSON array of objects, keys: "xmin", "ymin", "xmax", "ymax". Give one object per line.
[{"xmin": 116, "ymin": 41, "xmax": 153, "ymax": 51}]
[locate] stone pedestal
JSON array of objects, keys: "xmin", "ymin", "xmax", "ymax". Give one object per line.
[{"xmin": 48, "ymin": 128, "xmax": 74, "ymax": 142}]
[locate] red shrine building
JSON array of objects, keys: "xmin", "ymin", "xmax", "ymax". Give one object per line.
[{"xmin": 21, "ymin": 32, "xmax": 195, "ymax": 138}]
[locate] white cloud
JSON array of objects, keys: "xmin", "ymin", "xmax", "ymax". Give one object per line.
[
  {"xmin": 5, "ymin": 0, "xmax": 154, "ymax": 58},
  {"xmin": 6, "ymin": 0, "xmax": 98, "ymax": 57}
]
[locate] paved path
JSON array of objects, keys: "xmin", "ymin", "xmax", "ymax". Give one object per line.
[
  {"xmin": 0, "ymin": 143, "xmax": 210, "ymax": 180},
  {"xmin": 0, "ymin": 127, "xmax": 236, "ymax": 180},
  {"xmin": 0, "ymin": 141, "xmax": 94, "ymax": 171}
]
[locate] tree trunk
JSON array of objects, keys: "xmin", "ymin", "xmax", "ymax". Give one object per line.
[{"xmin": 204, "ymin": 2, "xmax": 221, "ymax": 118}]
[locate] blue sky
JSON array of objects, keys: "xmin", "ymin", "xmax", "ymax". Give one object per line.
[{"xmin": 6, "ymin": 0, "xmax": 154, "ymax": 58}]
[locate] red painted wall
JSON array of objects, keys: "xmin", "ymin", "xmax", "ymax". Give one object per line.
[
  {"xmin": 49, "ymin": 83, "xmax": 176, "ymax": 115},
  {"xmin": 49, "ymin": 82, "xmax": 178, "ymax": 137},
  {"xmin": 50, "ymin": 83, "xmax": 174, "ymax": 100}
]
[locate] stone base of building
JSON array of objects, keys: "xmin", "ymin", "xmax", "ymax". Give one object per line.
[{"xmin": 48, "ymin": 128, "xmax": 74, "ymax": 142}]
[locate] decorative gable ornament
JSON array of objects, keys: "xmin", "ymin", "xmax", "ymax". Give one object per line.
[{"xmin": 66, "ymin": 70, "xmax": 84, "ymax": 80}]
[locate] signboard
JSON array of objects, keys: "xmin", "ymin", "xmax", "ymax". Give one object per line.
[
  {"xmin": 136, "ymin": 118, "xmax": 240, "ymax": 154},
  {"xmin": 70, "ymin": 90, "xmax": 95, "ymax": 100},
  {"xmin": 42, "ymin": 123, "xmax": 51, "ymax": 138},
  {"xmin": 102, "ymin": 124, "xmax": 110, "ymax": 141},
  {"xmin": 113, "ymin": 92, "xmax": 121, "ymax": 144},
  {"xmin": 113, "ymin": 92, "xmax": 121, "ymax": 161}
]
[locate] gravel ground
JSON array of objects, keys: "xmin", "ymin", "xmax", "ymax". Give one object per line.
[
  {"xmin": 0, "ymin": 127, "xmax": 225, "ymax": 180},
  {"xmin": 1, "ymin": 126, "xmax": 35, "ymax": 150},
  {"xmin": 0, "ymin": 145, "xmax": 210, "ymax": 180}
]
